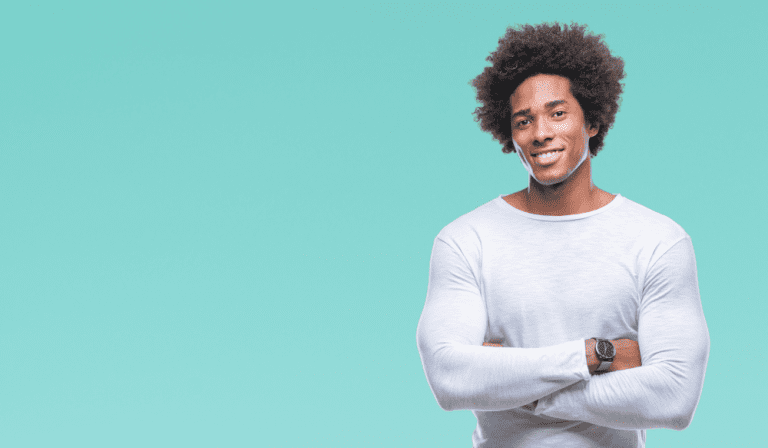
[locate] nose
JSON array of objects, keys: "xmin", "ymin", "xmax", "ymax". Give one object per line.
[{"xmin": 533, "ymin": 118, "xmax": 555, "ymax": 146}]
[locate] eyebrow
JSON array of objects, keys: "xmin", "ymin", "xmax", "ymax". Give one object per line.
[{"xmin": 511, "ymin": 100, "xmax": 567, "ymax": 120}]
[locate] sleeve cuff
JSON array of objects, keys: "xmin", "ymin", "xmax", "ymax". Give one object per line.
[
  {"xmin": 533, "ymin": 338, "xmax": 591, "ymax": 416},
  {"xmin": 571, "ymin": 337, "xmax": 592, "ymax": 381}
]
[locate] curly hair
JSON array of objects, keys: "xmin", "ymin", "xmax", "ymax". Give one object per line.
[{"xmin": 470, "ymin": 22, "xmax": 625, "ymax": 156}]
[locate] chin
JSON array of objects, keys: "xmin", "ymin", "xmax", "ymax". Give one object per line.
[{"xmin": 533, "ymin": 172, "xmax": 569, "ymax": 186}]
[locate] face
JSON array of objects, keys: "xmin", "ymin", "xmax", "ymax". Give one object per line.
[{"xmin": 509, "ymin": 74, "xmax": 598, "ymax": 186}]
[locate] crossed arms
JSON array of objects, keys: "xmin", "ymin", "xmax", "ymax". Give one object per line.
[
  {"xmin": 484, "ymin": 338, "xmax": 642, "ymax": 374},
  {"xmin": 416, "ymin": 237, "xmax": 710, "ymax": 431},
  {"xmin": 483, "ymin": 338, "xmax": 642, "ymax": 411}
]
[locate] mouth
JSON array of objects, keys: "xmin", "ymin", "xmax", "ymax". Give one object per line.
[{"xmin": 531, "ymin": 148, "xmax": 564, "ymax": 159}]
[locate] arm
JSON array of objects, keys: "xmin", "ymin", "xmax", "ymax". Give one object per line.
[
  {"xmin": 487, "ymin": 338, "xmax": 641, "ymax": 373},
  {"xmin": 584, "ymin": 338, "xmax": 642, "ymax": 375},
  {"xmin": 533, "ymin": 237, "xmax": 710, "ymax": 430},
  {"xmin": 508, "ymin": 338, "xmax": 642, "ymax": 410},
  {"xmin": 416, "ymin": 237, "xmax": 591, "ymax": 412}
]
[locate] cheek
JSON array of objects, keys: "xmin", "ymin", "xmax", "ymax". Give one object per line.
[{"xmin": 552, "ymin": 119, "xmax": 578, "ymax": 134}]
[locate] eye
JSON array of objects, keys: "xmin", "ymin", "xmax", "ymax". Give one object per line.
[
  {"xmin": 515, "ymin": 119, "xmax": 530, "ymax": 128},
  {"xmin": 553, "ymin": 111, "xmax": 566, "ymax": 117}
]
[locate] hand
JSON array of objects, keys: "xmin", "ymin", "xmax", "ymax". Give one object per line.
[{"xmin": 521, "ymin": 400, "xmax": 538, "ymax": 411}]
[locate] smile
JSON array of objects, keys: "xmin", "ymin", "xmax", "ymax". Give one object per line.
[{"xmin": 532, "ymin": 149, "xmax": 564, "ymax": 159}]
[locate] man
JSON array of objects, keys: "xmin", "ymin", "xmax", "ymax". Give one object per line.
[{"xmin": 416, "ymin": 23, "xmax": 709, "ymax": 447}]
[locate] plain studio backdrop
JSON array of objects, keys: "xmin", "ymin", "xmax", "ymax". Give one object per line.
[{"xmin": 0, "ymin": 1, "xmax": 764, "ymax": 447}]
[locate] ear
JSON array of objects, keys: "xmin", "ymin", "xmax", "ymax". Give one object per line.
[{"xmin": 586, "ymin": 123, "xmax": 599, "ymax": 138}]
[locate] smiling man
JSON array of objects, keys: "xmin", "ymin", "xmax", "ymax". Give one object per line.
[{"xmin": 416, "ymin": 23, "xmax": 710, "ymax": 447}]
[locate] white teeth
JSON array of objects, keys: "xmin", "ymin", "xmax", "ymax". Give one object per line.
[{"xmin": 535, "ymin": 150, "xmax": 560, "ymax": 158}]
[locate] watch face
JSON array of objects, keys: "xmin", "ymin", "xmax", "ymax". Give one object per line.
[{"xmin": 596, "ymin": 340, "xmax": 616, "ymax": 359}]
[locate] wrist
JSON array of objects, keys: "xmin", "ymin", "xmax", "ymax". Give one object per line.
[{"xmin": 592, "ymin": 338, "xmax": 617, "ymax": 374}]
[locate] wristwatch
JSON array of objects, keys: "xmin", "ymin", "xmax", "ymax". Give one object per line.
[{"xmin": 592, "ymin": 338, "xmax": 615, "ymax": 373}]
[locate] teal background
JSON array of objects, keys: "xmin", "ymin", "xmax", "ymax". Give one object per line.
[{"xmin": 0, "ymin": 1, "xmax": 764, "ymax": 446}]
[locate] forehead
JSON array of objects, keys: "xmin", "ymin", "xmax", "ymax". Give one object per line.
[{"xmin": 509, "ymin": 74, "xmax": 574, "ymax": 110}]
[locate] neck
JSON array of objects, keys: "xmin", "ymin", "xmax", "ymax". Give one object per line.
[{"xmin": 522, "ymin": 157, "xmax": 608, "ymax": 216}]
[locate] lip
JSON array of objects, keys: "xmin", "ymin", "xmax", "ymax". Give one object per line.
[
  {"xmin": 531, "ymin": 148, "xmax": 564, "ymax": 157},
  {"xmin": 530, "ymin": 148, "xmax": 564, "ymax": 166}
]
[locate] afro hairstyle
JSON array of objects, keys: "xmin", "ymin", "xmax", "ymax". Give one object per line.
[{"xmin": 470, "ymin": 22, "xmax": 625, "ymax": 157}]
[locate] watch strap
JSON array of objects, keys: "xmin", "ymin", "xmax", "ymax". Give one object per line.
[{"xmin": 595, "ymin": 360, "xmax": 612, "ymax": 372}]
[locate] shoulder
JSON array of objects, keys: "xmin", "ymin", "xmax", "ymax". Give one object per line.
[
  {"xmin": 614, "ymin": 197, "xmax": 690, "ymax": 242},
  {"xmin": 611, "ymin": 197, "xmax": 693, "ymax": 270},
  {"xmin": 434, "ymin": 196, "xmax": 505, "ymax": 253}
]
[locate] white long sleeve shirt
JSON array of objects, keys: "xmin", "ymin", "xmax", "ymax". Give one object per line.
[{"xmin": 416, "ymin": 194, "xmax": 710, "ymax": 448}]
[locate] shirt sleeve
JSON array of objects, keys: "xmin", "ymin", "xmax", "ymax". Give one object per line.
[
  {"xmin": 416, "ymin": 236, "xmax": 591, "ymax": 412},
  {"xmin": 533, "ymin": 236, "xmax": 710, "ymax": 430}
]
